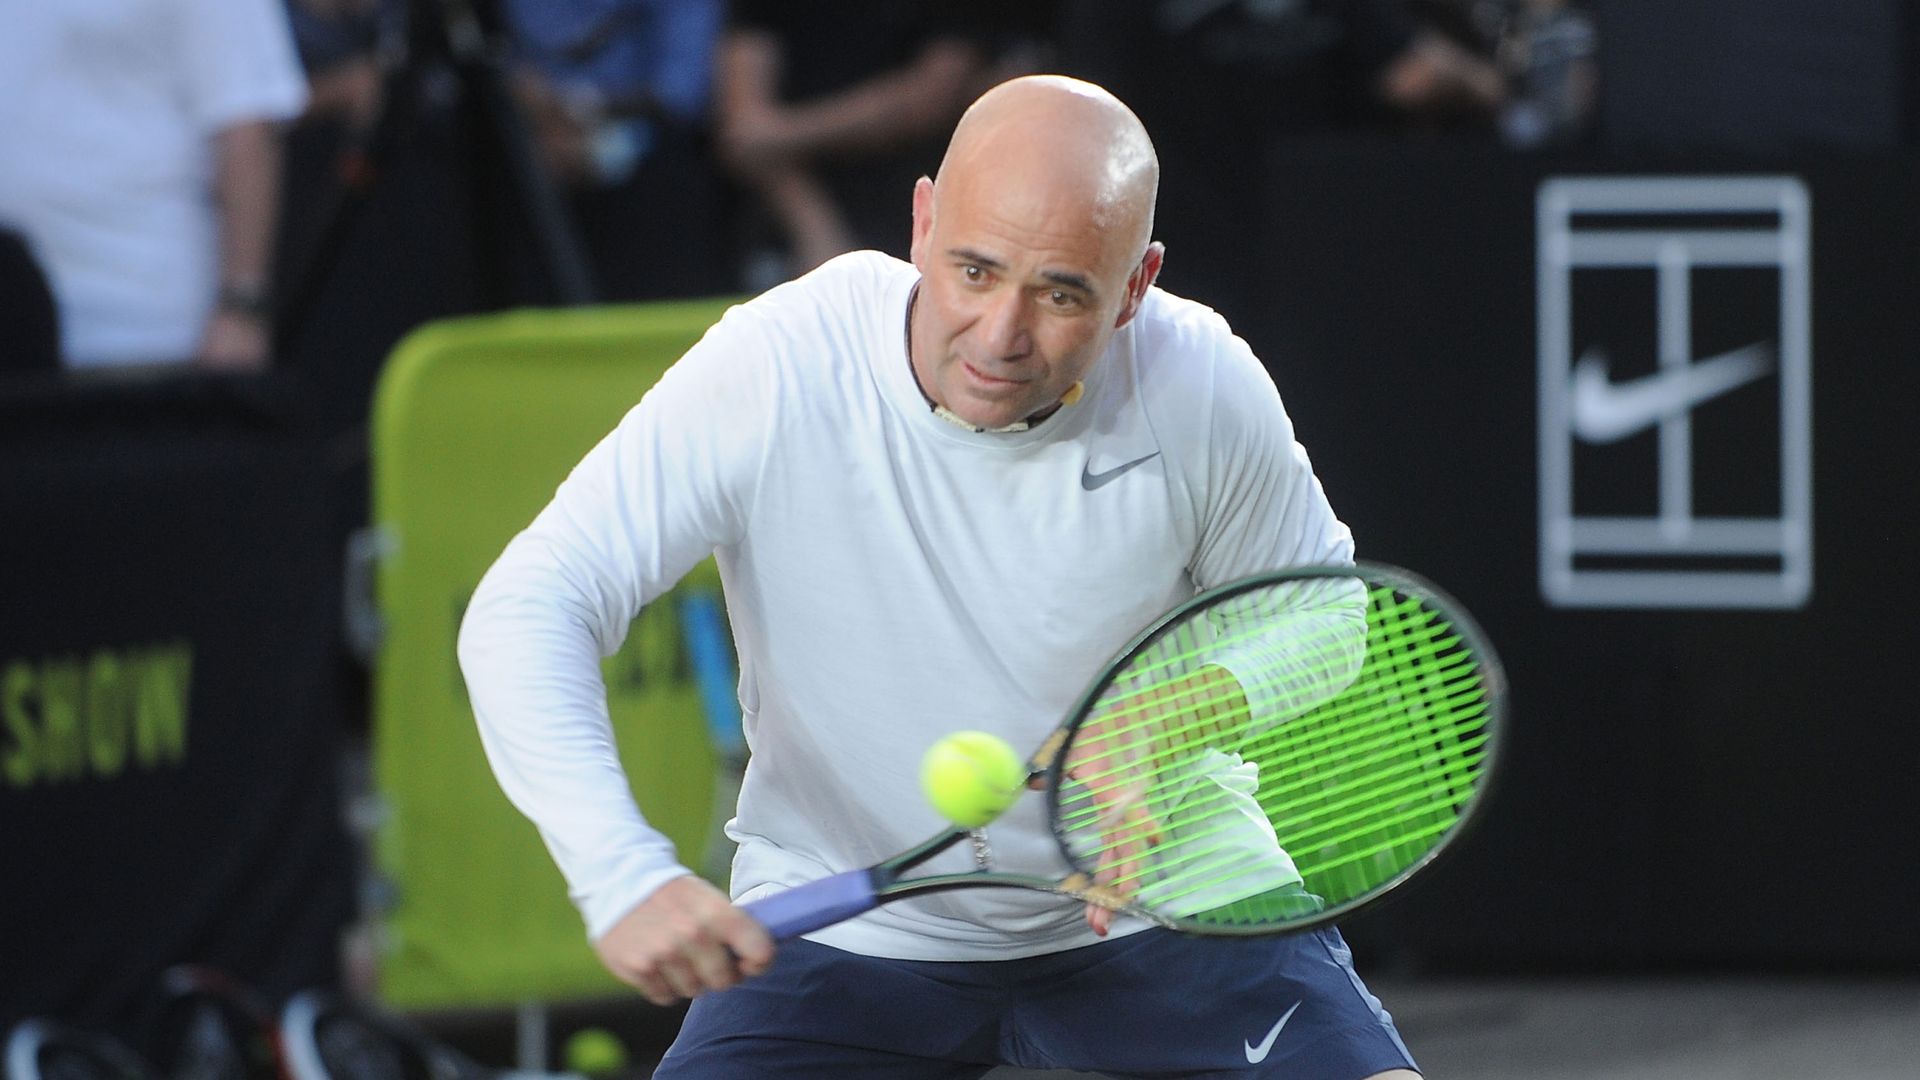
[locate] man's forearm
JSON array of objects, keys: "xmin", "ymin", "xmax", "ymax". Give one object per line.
[
  {"xmin": 210, "ymin": 120, "xmax": 286, "ymax": 305},
  {"xmin": 718, "ymin": 34, "xmax": 984, "ymax": 162},
  {"xmin": 1379, "ymin": 30, "xmax": 1508, "ymax": 114},
  {"xmin": 772, "ymin": 40, "xmax": 984, "ymax": 156}
]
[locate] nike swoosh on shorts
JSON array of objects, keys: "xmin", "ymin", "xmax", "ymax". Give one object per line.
[{"xmin": 1244, "ymin": 1000, "xmax": 1304, "ymax": 1064}]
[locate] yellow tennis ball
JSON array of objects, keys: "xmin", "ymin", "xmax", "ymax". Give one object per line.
[
  {"xmin": 921, "ymin": 731, "xmax": 1025, "ymax": 827},
  {"xmin": 563, "ymin": 1028, "xmax": 627, "ymax": 1075}
]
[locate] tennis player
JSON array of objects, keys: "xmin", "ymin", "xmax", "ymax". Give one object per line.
[{"xmin": 460, "ymin": 74, "xmax": 1419, "ymax": 1079}]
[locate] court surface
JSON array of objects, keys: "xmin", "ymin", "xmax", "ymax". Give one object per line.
[
  {"xmin": 444, "ymin": 974, "xmax": 1920, "ymax": 1078},
  {"xmin": 978, "ymin": 976, "xmax": 1920, "ymax": 1080}
]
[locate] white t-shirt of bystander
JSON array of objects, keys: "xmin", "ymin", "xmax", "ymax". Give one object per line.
[{"xmin": 0, "ymin": 0, "xmax": 307, "ymax": 367}]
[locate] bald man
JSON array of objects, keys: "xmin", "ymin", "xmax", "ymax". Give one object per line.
[{"xmin": 461, "ymin": 76, "xmax": 1419, "ymax": 1079}]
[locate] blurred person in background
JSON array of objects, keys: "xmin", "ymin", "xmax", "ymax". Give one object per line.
[
  {"xmin": 1063, "ymin": 0, "xmax": 1505, "ymax": 145},
  {"xmin": 286, "ymin": 0, "xmax": 390, "ymax": 133},
  {"xmin": 1439, "ymin": 0, "xmax": 1599, "ymax": 149},
  {"xmin": 714, "ymin": 1, "xmax": 1056, "ymax": 288},
  {"xmin": 504, "ymin": 0, "xmax": 731, "ymax": 300},
  {"xmin": 286, "ymin": 0, "xmax": 731, "ymax": 302},
  {"xmin": 1059, "ymin": 0, "xmax": 1505, "ymax": 320},
  {"xmin": 0, "ymin": 0, "xmax": 308, "ymax": 373}
]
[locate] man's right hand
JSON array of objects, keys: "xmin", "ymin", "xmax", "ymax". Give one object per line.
[
  {"xmin": 1053, "ymin": 711, "xmax": 1164, "ymax": 937},
  {"xmin": 592, "ymin": 875, "xmax": 776, "ymax": 1006}
]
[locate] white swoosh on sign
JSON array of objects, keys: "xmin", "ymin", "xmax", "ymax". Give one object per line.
[
  {"xmin": 1244, "ymin": 1001, "xmax": 1303, "ymax": 1064},
  {"xmin": 1570, "ymin": 341, "xmax": 1775, "ymax": 444}
]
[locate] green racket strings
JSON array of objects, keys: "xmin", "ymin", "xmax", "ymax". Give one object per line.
[{"xmin": 1052, "ymin": 576, "xmax": 1495, "ymax": 929}]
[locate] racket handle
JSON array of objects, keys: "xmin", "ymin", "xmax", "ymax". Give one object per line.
[{"xmin": 741, "ymin": 871, "xmax": 880, "ymax": 940}]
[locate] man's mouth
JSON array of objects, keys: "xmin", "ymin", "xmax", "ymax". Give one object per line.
[{"xmin": 961, "ymin": 362, "xmax": 1026, "ymax": 389}]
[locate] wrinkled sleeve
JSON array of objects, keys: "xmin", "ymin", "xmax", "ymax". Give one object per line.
[{"xmin": 1190, "ymin": 335, "xmax": 1362, "ymax": 726}]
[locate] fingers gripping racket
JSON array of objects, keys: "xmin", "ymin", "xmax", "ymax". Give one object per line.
[{"xmin": 742, "ymin": 562, "xmax": 1505, "ymax": 940}]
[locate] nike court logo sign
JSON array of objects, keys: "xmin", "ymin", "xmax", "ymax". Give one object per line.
[
  {"xmin": 1081, "ymin": 452, "xmax": 1160, "ymax": 491},
  {"xmin": 1570, "ymin": 341, "xmax": 1774, "ymax": 444},
  {"xmin": 1244, "ymin": 1001, "xmax": 1303, "ymax": 1064}
]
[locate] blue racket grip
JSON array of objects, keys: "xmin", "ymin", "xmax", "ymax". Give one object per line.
[{"xmin": 742, "ymin": 871, "xmax": 880, "ymax": 940}]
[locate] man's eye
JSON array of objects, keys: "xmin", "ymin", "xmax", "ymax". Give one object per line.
[
  {"xmin": 962, "ymin": 265, "xmax": 984, "ymax": 282},
  {"xmin": 1049, "ymin": 290, "xmax": 1080, "ymax": 308}
]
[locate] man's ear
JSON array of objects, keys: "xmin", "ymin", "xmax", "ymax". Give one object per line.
[
  {"xmin": 909, "ymin": 176, "xmax": 935, "ymax": 270},
  {"xmin": 1113, "ymin": 242, "xmax": 1166, "ymax": 328}
]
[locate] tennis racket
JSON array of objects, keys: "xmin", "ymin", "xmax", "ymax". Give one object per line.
[
  {"xmin": 4, "ymin": 1019, "xmax": 161, "ymax": 1080},
  {"xmin": 743, "ymin": 562, "xmax": 1504, "ymax": 940},
  {"xmin": 148, "ymin": 965, "xmax": 286, "ymax": 1080},
  {"xmin": 281, "ymin": 990, "xmax": 583, "ymax": 1080}
]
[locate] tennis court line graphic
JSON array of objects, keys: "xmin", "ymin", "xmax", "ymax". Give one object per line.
[{"xmin": 1537, "ymin": 175, "xmax": 1813, "ymax": 610}]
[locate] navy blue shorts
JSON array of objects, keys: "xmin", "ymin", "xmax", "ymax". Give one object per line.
[{"xmin": 653, "ymin": 927, "xmax": 1417, "ymax": 1079}]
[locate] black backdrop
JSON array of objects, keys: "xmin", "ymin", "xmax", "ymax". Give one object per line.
[
  {"xmin": 1237, "ymin": 141, "xmax": 1920, "ymax": 970},
  {"xmin": 0, "ymin": 378, "xmax": 354, "ymax": 1028}
]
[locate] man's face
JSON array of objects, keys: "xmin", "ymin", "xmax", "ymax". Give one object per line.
[{"xmin": 907, "ymin": 174, "xmax": 1159, "ymax": 431}]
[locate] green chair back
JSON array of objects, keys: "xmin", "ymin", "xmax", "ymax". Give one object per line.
[{"xmin": 369, "ymin": 300, "xmax": 737, "ymax": 1008}]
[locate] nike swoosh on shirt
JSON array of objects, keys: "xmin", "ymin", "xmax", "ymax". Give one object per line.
[
  {"xmin": 1570, "ymin": 341, "xmax": 1775, "ymax": 444},
  {"xmin": 1081, "ymin": 452, "xmax": 1161, "ymax": 491},
  {"xmin": 1244, "ymin": 1001, "xmax": 1303, "ymax": 1064}
]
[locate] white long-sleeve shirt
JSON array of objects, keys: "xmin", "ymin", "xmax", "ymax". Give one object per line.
[{"xmin": 458, "ymin": 251, "xmax": 1354, "ymax": 961}]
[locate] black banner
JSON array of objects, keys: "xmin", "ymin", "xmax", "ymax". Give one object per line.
[
  {"xmin": 1243, "ymin": 140, "xmax": 1920, "ymax": 970},
  {"xmin": 0, "ymin": 376, "xmax": 354, "ymax": 1028}
]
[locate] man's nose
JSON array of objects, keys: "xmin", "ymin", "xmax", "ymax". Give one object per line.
[{"xmin": 978, "ymin": 289, "xmax": 1031, "ymax": 359}]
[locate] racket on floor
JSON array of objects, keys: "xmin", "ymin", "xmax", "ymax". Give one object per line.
[
  {"xmin": 280, "ymin": 991, "xmax": 490, "ymax": 1080},
  {"xmin": 147, "ymin": 964, "xmax": 288, "ymax": 1080},
  {"xmin": 4, "ymin": 1019, "xmax": 161, "ymax": 1080},
  {"xmin": 280, "ymin": 989, "xmax": 611, "ymax": 1080},
  {"xmin": 743, "ymin": 562, "xmax": 1504, "ymax": 939}
]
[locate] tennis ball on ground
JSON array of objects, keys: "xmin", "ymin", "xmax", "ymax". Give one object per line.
[
  {"xmin": 563, "ymin": 1027, "xmax": 628, "ymax": 1076},
  {"xmin": 921, "ymin": 731, "xmax": 1025, "ymax": 827}
]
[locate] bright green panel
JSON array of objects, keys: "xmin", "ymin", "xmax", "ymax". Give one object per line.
[{"xmin": 369, "ymin": 300, "xmax": 739, "ymax": 1009}]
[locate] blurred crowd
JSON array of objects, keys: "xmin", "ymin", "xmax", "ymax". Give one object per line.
[
  {"xmin": 0, "ymin": 0, "xmax": 1618, "ymax": 390},
  {"xmin": 8, "ymin": 0, "xmax": 1908, "ymax": 402}
]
